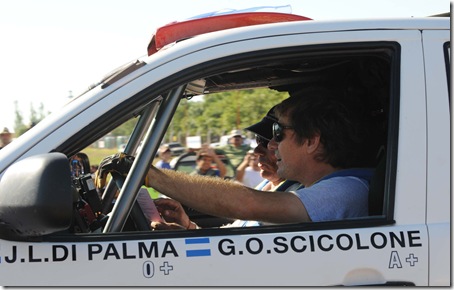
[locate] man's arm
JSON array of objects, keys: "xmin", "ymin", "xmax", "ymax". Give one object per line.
[
  {"xmin": 234, "ymin": 154, "xmax": 250, "ymax": 183},
  {"xmin": 145, "ymin": 166, "xmax": 310, "ymax": 223}
]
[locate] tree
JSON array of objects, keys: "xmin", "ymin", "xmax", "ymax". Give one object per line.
[
  {"xmin": 14, "ymin": 101, "xmax": 50, "ymax": 136},
  {"xmin": 111, "ymin": 118, "xmax": 138, "ymax": 136},
  {"xmin": 14, "ymin": 101, "xmax": 28, "ymax": 136},
  {"xmin": 163, "ymin": 88, "xmax": 289, "ymax": 144}
]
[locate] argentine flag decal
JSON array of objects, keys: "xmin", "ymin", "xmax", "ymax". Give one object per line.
[{"xmin": 185, "ymin": 238, "xmax": 211, "ymax": 257}]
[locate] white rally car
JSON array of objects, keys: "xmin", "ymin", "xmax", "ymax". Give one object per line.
[{"xmin": 0, "ymin": 10, "xmax": 450, "ymax": 286}]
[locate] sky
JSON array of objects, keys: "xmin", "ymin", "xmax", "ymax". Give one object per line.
[{"xmin": 0, "ymin": 0, "xmax": 449, "ymax": 132}]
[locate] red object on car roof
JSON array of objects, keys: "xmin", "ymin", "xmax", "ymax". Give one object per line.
[{"xmin": 147, "ymin": 12, "xmax": 311, "ymax": 56}]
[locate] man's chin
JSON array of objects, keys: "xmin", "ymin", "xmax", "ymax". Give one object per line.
[
  {"xmin": 260, "ymin": 170, "xmax": 273, "ymax": 179},
  {"xmin": 277, "ymin": 167, "xmax": 285, "ymax": 179},
  {"xmin": 259, "ymin": 163, "xmax": 273, "ymax": 171}
]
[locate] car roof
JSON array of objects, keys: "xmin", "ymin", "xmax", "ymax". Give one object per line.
[
  {"xmin": 147, "ymin": 10, "xmax": 448, "ymax": 56},
  {"xmin": 153, "ymin": 16, "xmax": 449, "ymax": 54},
  {"xmin": 95, "ymin": 16, "xmax": 449, "ymax": 98},
  {"xmin": 166, "ymin": 17, "xmax": 449, "ymax": 95}
]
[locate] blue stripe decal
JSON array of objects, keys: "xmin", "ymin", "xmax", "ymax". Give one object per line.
[
  {"xmin": 185, "ymin": 238, "xmax": 210, "ymax": 244},
  {"xmin": 185, "ymin": 237, "xmax": 211, "ymax": 257},
  {"xmin": 186, "ymin": 249, "xmax": 211, "ymax": 257}
]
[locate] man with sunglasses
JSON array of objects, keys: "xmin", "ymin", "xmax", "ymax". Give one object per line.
[
  {"xmin": 151, "ymin": 106, "xmax": 300, "ymax": 229},
  {"xmin": 145, "ymin": 87, "xmax": 374, "ymax": 224},
  {"xmin": 243, "ymin": 105, "xmax": 299, "ymax": 192}
]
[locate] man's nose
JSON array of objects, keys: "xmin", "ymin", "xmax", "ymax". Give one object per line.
[
  {"xmin": 268, "ymin": 138, "xmax": 278, "ymax": 150},
  {"xmin": 253, "ymin": 144, "xmax": 266, "ymax": 155}
]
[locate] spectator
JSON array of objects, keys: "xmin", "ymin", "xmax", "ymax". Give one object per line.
[
  {"xmin": 69, "ymin": 152, "xmax": 91, "ymax": 178},
  {"xmin": 0, "ymin": 127, "xmax": 13, "ymax": 149},
  {"xmin": 235, "ymin": 149, "xmax": 262, "ymax": 188},
  {"xmin": 155, "ymin": 144, "xmax": 173, "ymax": 169},
  {"xmin": 190, "ymin": 146, "xmax": 227, "ymax": 178},
  {"xmin": 218, "ymin": 129, "xmax": 250, "ymax": 171}
]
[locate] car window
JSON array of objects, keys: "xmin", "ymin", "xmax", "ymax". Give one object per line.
[{"xmin": 57, "ymin": 41, "xmax": 398, "ymax": 235}]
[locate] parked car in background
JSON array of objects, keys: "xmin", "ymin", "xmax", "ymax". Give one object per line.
[
  {"xmin": 162, "ymin": 142, "xmax": 185, "ymax": 156},
  {"xmin": 217, "ymin": 134, "xmax": 253, "ymax": 147}
]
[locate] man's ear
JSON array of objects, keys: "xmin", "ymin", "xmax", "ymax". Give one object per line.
[{"xmin": 305, "ymin": 134, "xmax": 321, "ymax": 155}]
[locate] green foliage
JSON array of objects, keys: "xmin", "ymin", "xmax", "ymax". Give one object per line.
[
  {"xmin": 11, "ymin": 89, "xmax": 288, "ymax": 145},
  {"xmin": 163, "ymin": 88, "xmax": 289, "ymax": 144},
  {"xmin": 14, "ymin": 101, "xmax": 27, "ymax": 135},
  {"xmin": 14, "ymin": 101, "xmax": 49, "ymax": 136},
  {"xmin": 112, "ymin": 118, "xmax": 138, "ymax": 136}
]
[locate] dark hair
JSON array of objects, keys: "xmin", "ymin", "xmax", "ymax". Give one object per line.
[
  {"xmin": 75, "ymin": 152, "xmax": 91, "ymax": 174},
  {"xmin": 274, "ymin": 87, "xmax": 372, "ymax": 168}
]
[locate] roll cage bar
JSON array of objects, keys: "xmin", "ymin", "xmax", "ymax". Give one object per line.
[{"xmin": 103, "ymin": 85, "xmax": 186, "ymax": 233}]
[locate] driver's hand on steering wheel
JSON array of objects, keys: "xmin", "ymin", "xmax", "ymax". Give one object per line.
[
  {"xmin": 150, "ymin": 221, "xmax": 187, "ymax": 230},
  {"xmin": 153, "ymin": 198, "xmax": 195, "ymax": 230}
]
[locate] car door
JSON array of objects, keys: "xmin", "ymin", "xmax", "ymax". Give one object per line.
[{"xmin": 422, "ymin": 29, "xmax": 450, "ymax": 286}]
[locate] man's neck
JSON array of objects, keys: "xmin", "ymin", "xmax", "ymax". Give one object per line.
[
  {"xmin": 303, "ymin": 164, "xmax": 340, "ymax": 187},
  {"xmin": 267, "ymin": 178, "xmax": 285, "ymax": 190}
]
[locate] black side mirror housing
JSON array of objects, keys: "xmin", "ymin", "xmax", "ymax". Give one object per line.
[{"xmin": 0, "ymin": 153, "xmax": 73, "ymax": 240}]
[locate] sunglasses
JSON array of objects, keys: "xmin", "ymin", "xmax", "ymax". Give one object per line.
[
  {"xmin": 272, "ymin": 122, "xmax": 294, "ymax": 142},
  {"xmin": 255, "ymin": 135, "xmax": 269, "ymax": 147}
]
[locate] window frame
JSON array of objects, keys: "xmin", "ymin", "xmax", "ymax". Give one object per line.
[{"xmin": 52, "ymin": 41, "xmax": 402, "ymax": 240}]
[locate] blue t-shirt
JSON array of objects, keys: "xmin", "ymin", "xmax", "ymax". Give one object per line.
[
  {"xmin": 155, "ymin": 160, "xmax": 172, "ymax": 170},
  {"xmin": 227, "ymin": 179, "xmax": 301, "ymax": 227},
  {"xmin": 294, "ymin": 169, "xmax": 374, "ymax": 222}
]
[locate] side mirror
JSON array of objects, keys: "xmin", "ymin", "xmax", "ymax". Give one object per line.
[{"xmin": 0, "ymin": 153, "xmax": 73, "ymax": 240}]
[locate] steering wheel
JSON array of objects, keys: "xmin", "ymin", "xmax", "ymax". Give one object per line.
[{"xmin": 95, "ymin": 153, "xmax": 152, "ymax": 232}]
